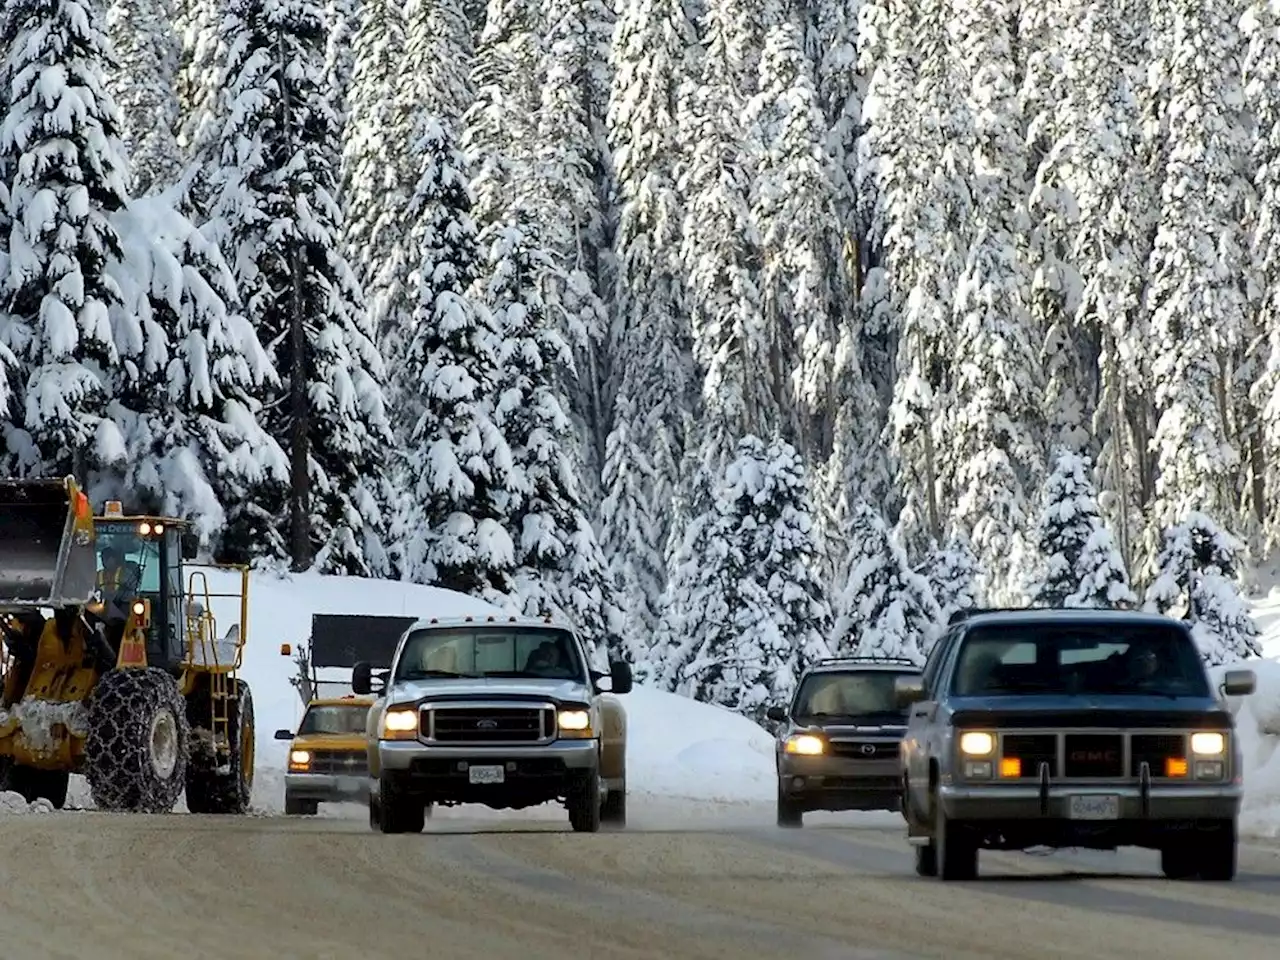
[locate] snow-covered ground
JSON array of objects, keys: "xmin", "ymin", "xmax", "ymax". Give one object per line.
[{"xmin": 1232, "ymin": 562, "xmax": 1280, "ymax": 836}]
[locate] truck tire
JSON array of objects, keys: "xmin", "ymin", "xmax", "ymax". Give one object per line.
[
  {"xmin": 285, "ymin": 794, "xmax": 318, "ymax": 816},
  {"xmin": 85, "ymin": 667, "xmax": 190, "ymax": 813},
  {"xmin": 0, "ymin": 760, "xmax": 69, "ymax": 809},
  {"xmin": 567, "ymin": 770, "xmax": 601, "ymax": 833},
  {"xmin": 185, "ymin": 679, "xmax": 254, "ymax": 814},
  {"xmin": 776, "ymin": 784, "xmax": 802, "ymax": 828},
  {"xmin": 601, "ymin": 776, "xmax": 626, "ymax": 828},
  {"xmin": 1164, "ymin": 819, "xmax": 1236, "ymax": 880},
  {"xmin": 935, "ymin": 804, "xmax": 978, "ymax": 881},
  {"xmin": 373, "ymin": 775, "xmax": 425, "ymax": 833}
]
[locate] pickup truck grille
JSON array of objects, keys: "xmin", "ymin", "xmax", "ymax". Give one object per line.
[
  {"xmin": 425, "ymin": 705, "xmax": 556, "ymax": 743},
  {"xmin": 306, "ymin": 750, "xmax": 368, "ymax": 776},
  {"xmin": 992, "ymin": 729, "xmax": 1214, "ymax": 781}
]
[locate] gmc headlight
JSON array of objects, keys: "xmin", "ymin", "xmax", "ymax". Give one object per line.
[
  {"xmin": 288, "ymin": 749, "xmax": 310, "ymax": 770},
  {"xmin": 558, "ymin": 709, "xmax": 593, "ymax": 737},
  {"xmin": 959, "ymin": 731, "xmax": 994, "ymax": 756},
  {"xmin": 1190, "ymin": 732, "xmax": 1225, "ymax": 756},
  {"xmin": 381, "ymin": 708, "xmax": 418, "ymax": 739},
  {"xmin": 783, "ymin": 734, "xmax": 825, "ymax": 756}
]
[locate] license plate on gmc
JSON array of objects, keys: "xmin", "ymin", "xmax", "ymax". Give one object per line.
[
  {"xmin": 1068, "ymin": 794, "xmax": 1119, "ymax": 820},
  {"xmin": 468, "ymin": 765, "xmax": 505, "ymax": 785}
]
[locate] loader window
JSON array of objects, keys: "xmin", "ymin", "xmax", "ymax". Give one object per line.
[{"xmin": 93, "ymin": 522, "xmax": 161, "ymax": 595}]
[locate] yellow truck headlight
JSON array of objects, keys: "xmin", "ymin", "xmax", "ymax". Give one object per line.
[
  {"xmin": 1190, "ymin": 732, "xmax": 1225, "ymax": 756},
  {"xmin": 783, "ymin": 734, "xmax": 825, "ymax": 756},
  {"xmin": 381, "ymin": 708, "xmax": 418, "ymax": 739},
  {"xmin": 959, "ymin": 731, "xmax": 994, "ymax": 756},
  {"xmin": 288, "ymin": 749, "xmax": 310, "ymax": 770},
  {"xmin": 557, "ymin": 709, "xmax": 592, "ymax": 737}
]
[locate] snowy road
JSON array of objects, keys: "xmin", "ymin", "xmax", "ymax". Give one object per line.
[{"xmin": 3, "ymin": 811, "xmax": 1280, "ymax": 959}]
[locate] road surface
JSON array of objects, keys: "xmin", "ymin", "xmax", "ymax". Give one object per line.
[{"xmin": 2, "ymin": 807, "xmax": 1279, "ymax": 959}]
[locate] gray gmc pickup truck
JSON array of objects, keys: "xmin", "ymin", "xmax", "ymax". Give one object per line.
[{"xmin": 898, "ymin": 608, "xmax": 1255, "ymax": 881}]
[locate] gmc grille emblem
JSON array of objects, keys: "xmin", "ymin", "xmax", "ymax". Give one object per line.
[
  {"xmin": 1071, "ymin": 750, "xmax": 1117, "ymax": 763},
  {"xmin": 476, "ymin": 719, "xmax": 498, "ymax": 729}
]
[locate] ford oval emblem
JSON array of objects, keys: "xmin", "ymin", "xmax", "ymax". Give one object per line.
[
  {"xmin": 860, "ymin": 744, "xmax": 876, "ymax": 756},
  {"xmin": 476, "ymin": 719, "xmax": 498, "ymax": 729}
]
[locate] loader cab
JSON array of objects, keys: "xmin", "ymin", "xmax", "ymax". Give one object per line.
[{"xmin": 93, "ymin": 502, "xmax": 198, "ymax": 672}]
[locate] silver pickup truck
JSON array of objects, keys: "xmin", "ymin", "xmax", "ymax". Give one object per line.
[
  {"xmin": 351, "ymin": 614, "xmax": 632, "ymax": 833},
  {"xmin": 898, "ymin": 608, "xmax": 1255, "ymax": 881}
]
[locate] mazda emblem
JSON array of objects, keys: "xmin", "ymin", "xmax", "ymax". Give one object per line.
[
  {"xmin": 860, "ymin": 744, "xmax": 876, "ymax": 756},
  {"xmin": 476, "ymin": 719, "xmax": 498, "ymax": 729}
]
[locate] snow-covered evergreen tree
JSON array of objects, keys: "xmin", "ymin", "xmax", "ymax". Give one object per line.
[
  {"xmin": 106, "ymin": 0, "xmax": 184, "ymax": 194},
  {"xmin": 201, "ymin": 0, "xmax": 397, "ymax": 575},
  {"xmin": 832, "ymin": 500, "xmax": 942, "ymax": 663},
  {"xmin": 917, "ymin": 531, "xmax": 980, "ymax": 624},
  {"xmin": 1026, "ymin": 450, "xmax": 1136, "ymax": 609},
  {"xmin": 1144, "ymin": 513, "xmax": 1261, "ymax": 665},
  {"xmin": 390, "ymin": 117, "xmax": 516, "ymax": 596},
  {"xmin": 173, "ymin": 0, "xmax": 222, "ymax": 156},
  {"xmin": 0, "ymin": 0, "xmax": 131, "ymax": 478},
  {"xmin": 482, "ymin": 219, "xmax": 622, "ymax": 659},
  {"xmin": 656, "ymin": 435, "xmax": 832, "ymax": 723}
]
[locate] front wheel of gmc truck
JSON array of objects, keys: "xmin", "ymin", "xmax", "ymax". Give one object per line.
[
  {"xmin": 1162, "ymin": 820, "xmax": 1236, "ymax": 880},
  {"xmin": 934, "ymin": 803, "xmax": 977, "ymax": 881}
]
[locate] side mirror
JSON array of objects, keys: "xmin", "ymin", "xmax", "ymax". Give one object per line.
[
  {"xmin": 280, "ymin": 643, "xmax": 292, "ymax": 656},
  {"xmin": 352, "ymin": 661, "xmax": 372, "ymax": 696},
  {"xmin": 766, "ymin": 705, "xmax": 787, "ymax": 723},
  {"xmin": 273, "ymin": 729, "xmax": 292, "ymax": 740},
  {"xmin": 180, "ymin": 530, "xmax": 199, "ymax": 560},
  {"xmin": 895, "ymin": 675, "xmax": 926, "ymax": 708},
  {"xmin": 609, "ymin": 660, "xmax": 633, "ymax": 695},
  {"xmin": 1222, "ymin": 669, "xmax": 1256, "ymax": 698}
]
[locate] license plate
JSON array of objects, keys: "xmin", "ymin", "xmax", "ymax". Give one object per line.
[
  {"xmin": 1067, "ymin": 794, "xmax": 1119, "ymax": 820},
  {"xmin": 468, "ymin": 764, "xmax": 505, "ymax": 784},
  {"xmin": 334, "ymin": 776, "xmax": 363, "ymax": 794}
]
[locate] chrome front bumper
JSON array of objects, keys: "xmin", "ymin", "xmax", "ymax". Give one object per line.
[
  {"xmin": 939, "ymin": 782, "xmax": 1242, "ymax": 821},
  {"xmin": 377, "ymin": 737, "xmax": 599, "ymax": 772},
  {"xmin": 284, "ymin": 772, "xmax": 369, "ymax": 802}
]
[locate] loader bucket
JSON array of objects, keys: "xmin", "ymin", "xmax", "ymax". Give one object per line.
[{"xmin": 0, "ymin": 477, "xmax": 98, "ymax": 609}]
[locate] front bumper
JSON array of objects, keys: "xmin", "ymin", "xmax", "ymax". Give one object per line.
[
  {"xmin": 939, "ymin": 782, "xmax": 1242, "ymax": 821},
  {"xmin": 285, "ymin": 772, "xmax": 369, "ymax": 802},
  {"xmin": 377, "ymin": 738, "xmax": 599, "ymax": 806},
  {"xmin": 778, "ymin": 755, "xmax": 901, "ymax": 811}
]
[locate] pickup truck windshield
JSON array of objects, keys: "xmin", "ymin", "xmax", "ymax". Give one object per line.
[
  {"xmin": 950, "ymin": 622, "xmax": 1210, "ymax": 698},
  {"xmin": 393, "ymin": 626, "xmax": 587, "ymax": 683},
  {"xmin": 298, "ymin": 704, "xmax": 370, "ymax": 735},
  {"xmin": 792, "ymin": 671, "xmax": 912, "ymax": 719}
]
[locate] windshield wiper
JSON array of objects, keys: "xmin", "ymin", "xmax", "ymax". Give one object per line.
[
  {"xmin": 399, "ymin": 669, "xmax": 481, "ymax": 680},
  {"xmin": 478, "ymin": 670, "xmax": 579, "ymax": 679}
]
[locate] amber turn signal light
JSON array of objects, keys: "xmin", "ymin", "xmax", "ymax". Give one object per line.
[
  {"xmin": 999, "ymin": 757, "xmax": 1021, "ymax": 777},
  {"xmin": 1165, "ymin": 757, "xmax": 1188, "ymax": 777}
]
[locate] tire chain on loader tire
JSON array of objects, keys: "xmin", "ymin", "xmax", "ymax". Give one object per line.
[
  {"xmin": 186, "ymin": 679, "xmax": 254, "ymax": 814},
  {"xmin": 86, "ymin": 667, "xmax": 190, "ymax": 813}
]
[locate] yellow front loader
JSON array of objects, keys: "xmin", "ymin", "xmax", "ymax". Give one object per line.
[{"xmin": 0, "ymin": 476, "xmax": 254, "ymax": 813}]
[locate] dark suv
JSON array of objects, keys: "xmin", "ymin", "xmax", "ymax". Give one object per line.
[{"xmin": 767, "ymin": 656, "xmax": 923, "ymax": 827}]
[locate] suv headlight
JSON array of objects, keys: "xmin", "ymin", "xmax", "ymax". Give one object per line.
[
  {"xmin": 288, "ymin": 749, "xmax": 310, "ymax": 771},
  {"xmin": 381, "ymin": 707, "xmax": 419, "ymax": 739},
  {"xmin": 558, "ymin": 708, "xmax": 593, "ymax": 737},
  {"xmin": 783, "ymin": 734, "xmax": 825, "ymax": 756}
]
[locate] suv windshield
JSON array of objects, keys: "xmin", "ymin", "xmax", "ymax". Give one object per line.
[
  {"xmin": 393, "ymin": 626, "xmax": 586, "ymax": 683},
  {"xmin": 298, "ymin": 704, "xmax": 370, "ymax": 735},
  {"xmin": 792, "ymin": 671, "xmax": 913, "ymax": 719},
  {"xmin": 950, "ymin": 621, "xmax": 1211, "ymax": 698}
]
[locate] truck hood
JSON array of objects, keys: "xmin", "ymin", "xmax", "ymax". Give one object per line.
[
  {"xmin": 387, "ymin": 676, "xmax": 592, "ymax": 705},
  {"xmin": 289, "ymin": 733, "xmax": 366, "ymax": 751},
  {"xmin": 947, "ymin": 693, "xmax": 1232, "ymax": 726}
]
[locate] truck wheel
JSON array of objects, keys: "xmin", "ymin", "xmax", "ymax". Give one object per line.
[
  {"xmin": 0, "ymin": 762, "xmax": 69, "ymax": 809},
  {"xmin": 934, "ymin": 798, "xmax": 977, "ymax": 880},
  {"xmin": 776, "ymin": 785, "xmax": 802, "ymax": 828},
  {"xmin": 284, "ymin": 794, "xmax": 318, "ymax": 816},
  {"xmin": 567, "ymin": 771, "xmax": 601, "ymax": 833},
  {"xmin": 914, "ymin": 842, "xmax": 938, "ymax": 877},
  {"xmin": 185, "ymin": 679, "xmax": 254, "ymax": 814},
  {"xmin": 374, "ymin": 776, "xmax": 425, "ymax": 834},
  {"xmin": 86, "ymin": 667, "xmax": 190, "ymax": 813},
  {"xmin": 1195, "ymin": 820, "xmax": 1237, "ymax": 880},
  {"xmin": 601, "ymin": 777, "xmax": 626, "ymax": 828}
]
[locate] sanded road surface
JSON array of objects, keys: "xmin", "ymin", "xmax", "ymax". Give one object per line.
[{"xmin": 2, "ymin": 808, "xmax": 1280, "ymax": 959}]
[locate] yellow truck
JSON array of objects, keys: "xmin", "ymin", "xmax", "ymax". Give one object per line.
[{"xmin": 275, "ymin": 695, "xmax": 374, "ymax": 815}]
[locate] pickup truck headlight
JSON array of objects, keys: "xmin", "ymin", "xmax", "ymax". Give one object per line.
[
  {"xmin": 1190, "ymin": 732, "xmax": 1225, "ymax": 756},
  {"xmin": 557, "ymin": 709, "xmax": 593, "ymax": 737},
  {"xmin": 958, "ymin": 731, "xmax": 994, "ymax": 756},
  {"xmin": 288, "ymin": 749, "xmax": 310, "ymax": 771},
  {"xmin": 783, "ymin": 734, "xmax": 825, "ymax": 756},
  {"xmin": 381, "ymin": 708, "xmax": 419, "ymax": 740}
]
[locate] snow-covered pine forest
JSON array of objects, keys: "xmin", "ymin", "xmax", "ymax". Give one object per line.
[{"xmin": 0, "ymin": 0, "xmax": 1275, "ymax": 717}]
